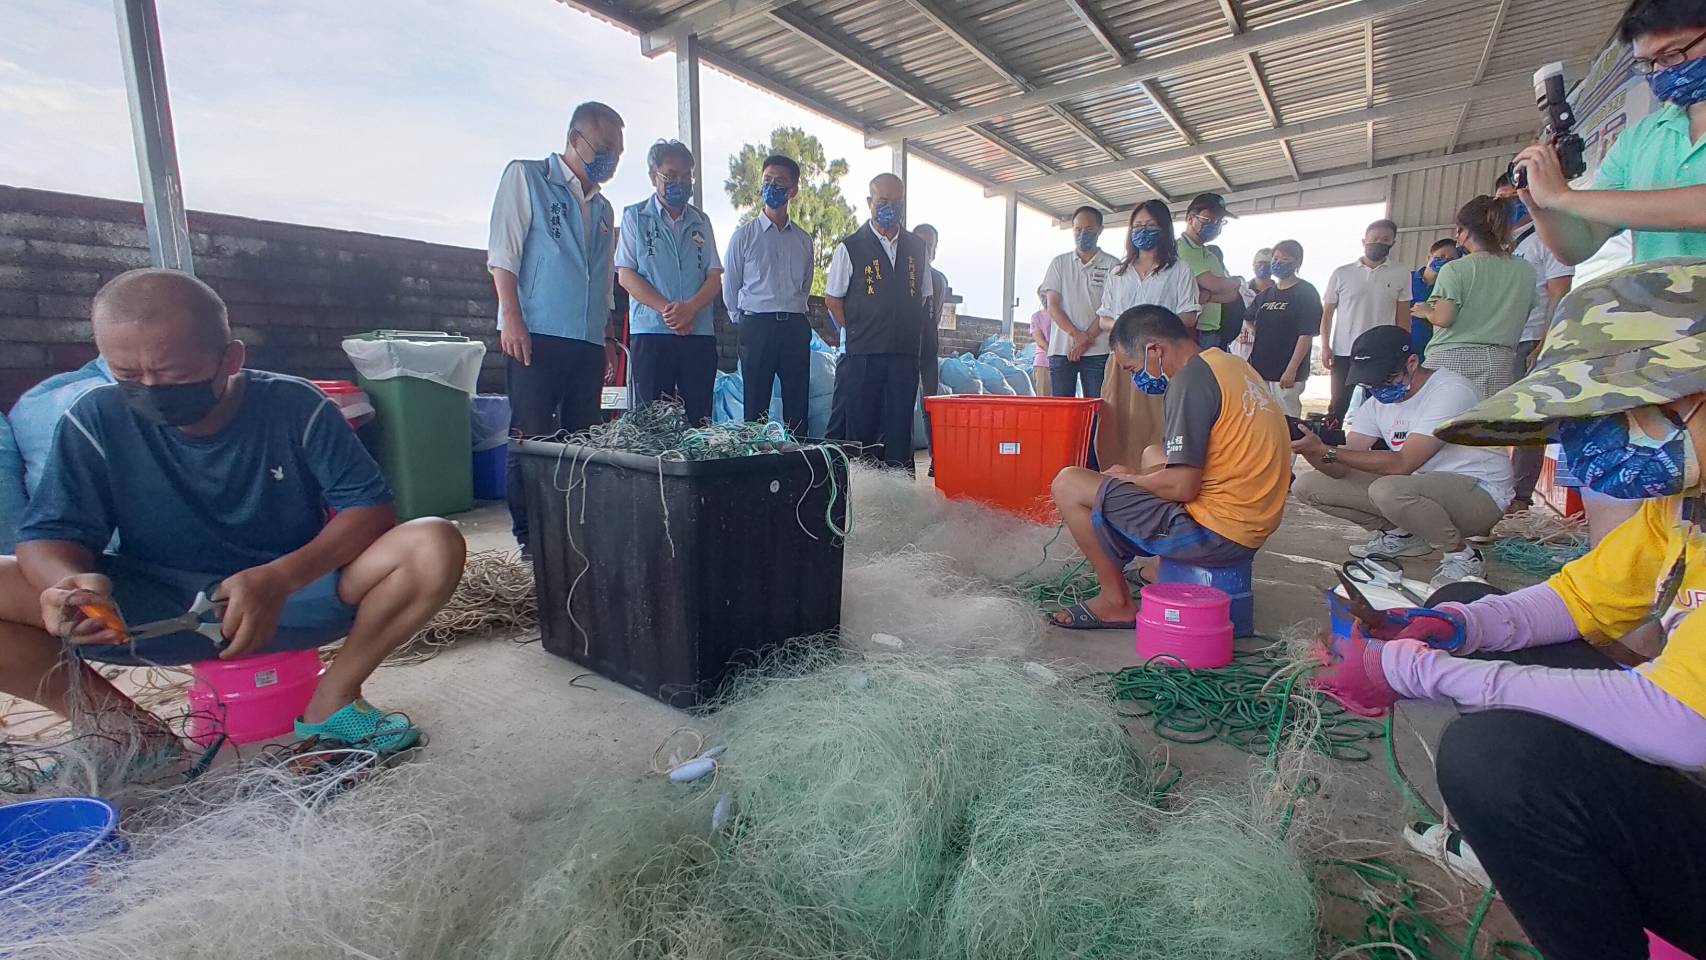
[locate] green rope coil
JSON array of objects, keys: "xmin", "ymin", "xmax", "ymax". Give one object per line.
[
  {"xmin": 1108, "ymin": 649, "xmax": 1386, "ymax": 762},
  {"xmin": 1491, "ymin": 536, "xmax": 1588, "ymax": 578}
]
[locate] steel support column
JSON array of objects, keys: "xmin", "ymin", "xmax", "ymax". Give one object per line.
[
  {"xmin": 114, "ymin": 0, "xmax": 192, "ymax": 271},
  {"xmin": 1001, "ymin": 193, "xmax": 1018, "ymax": 337},
  {"xmin": 677, "ymin": 33, "xmax": 704, "ymax": 207}
]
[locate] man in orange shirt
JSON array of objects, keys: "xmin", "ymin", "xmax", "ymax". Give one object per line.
[{"xmin": 1049, "ymin": 304, "xmax": 1291, "ymax": 629}]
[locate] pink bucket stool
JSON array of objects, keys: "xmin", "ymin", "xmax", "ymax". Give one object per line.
[
  {"xmin": 186, "ymin": 649, "xmax": 323, "ymax": 745},
  {"xmin": 1135, "ymin": 582, "xmax": 1234, "ymax": 669}
]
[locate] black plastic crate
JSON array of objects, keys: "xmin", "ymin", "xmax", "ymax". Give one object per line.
[{"xmin": 515, "ymin": 439, "xmax": 848, "ymax": 707}]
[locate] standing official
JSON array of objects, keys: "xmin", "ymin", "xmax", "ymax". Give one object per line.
[
  {"xmin": 912, "ymin": 223, "xmax": 949, "ymax": 403},
  {"xmin": 487, "ymin": 101, "xmax": 624, "ymax": 555},
  {"xmin": 1041, "ymin": 206, "xmax": 1117, "ymax": 398},
  {"xmin": 617, "ymin": 140, "xmax": 724, "ymax": 425},
  {"xmin": 724, "ymin": 154, "xmax": 814, "ymax": 434},
  {"xmin": 825, "ymin": 173, "xmax": 933, "ymax": 469}
]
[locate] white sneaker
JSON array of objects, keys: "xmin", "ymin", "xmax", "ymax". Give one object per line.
[
  {"xmin": 1349, "ymin": 529, "xmax": 1431, "ymax": 560},
  {"xmin": 1403, "ymin": 822, "xmax": 1491, "ymax": 887},
  {"xmin": 1431, "ymin": 548, "xmax": 1485, "ymax": 591}
]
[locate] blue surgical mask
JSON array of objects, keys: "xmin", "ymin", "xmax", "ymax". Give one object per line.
[
  {"xmin": 873, "ymin": 200, "xmax": 901, "ymax": 230},
  {"xmin": 1269, "ymin": 260, "xmax": 1297, "ymax": 280},
  {"xmin": 762, "ymin": 182, "xmax": 789, "ymax": 210},
  {"xmin": 1130, "ymin": 227, "xmax": 1160, "ymax": 251},
  {"xmin": 1507, "ymin": 199, "xmax": 1529, "ymax": 225},
  {"xmin": 662, "ymin": 180, "xmax": 692, "ymax": 209},
  {"xmin": 1369, "ymin": 380, "xmax": 1410, "ymax": 404},
  {"xmin": 1254, "ymin": 262, "xmax": 1272, "ymax": 280},
  {"xmin": 574, "ymin": 134, "xmax": 618, "ymax": 184},
  {"xmin": 1195, "ymin": 219, "xmax": 1223, "ymax": 243},
  {"xmin": 1649, "ymin": 56, "xmax": 1706, "ymax": 107},
  {"xmin": 1131, "ymin": 349, "xmax": 1169, "ymax": 395},
  {"xmin": 1557, "ymin": 408, "xmax": 1698, "ymax": 500},
  {"xmin": 1427, "ymin": 256, "xmax": 1450, "ymax": 273},
  {"xmin": 1074, "ymin": 229, "xmax": 1100, "ymax": 253}
]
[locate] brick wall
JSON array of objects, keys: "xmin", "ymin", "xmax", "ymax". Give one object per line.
[
  {"xmin": 0, "ymin": 184, "xmax": 1028, "ymax": 407},
  {"xmin": 0, "ymin": 185, "xmax": 505, "ymax": 409}
]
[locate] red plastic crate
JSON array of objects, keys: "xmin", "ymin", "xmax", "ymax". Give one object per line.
[
  {"xmin": 1534, "ymin": 446, "xmax": 1583, "ymax": 519},
  {"xmin": 924, "ymin": 395, "xmax": 1101, "ymax": 522}
]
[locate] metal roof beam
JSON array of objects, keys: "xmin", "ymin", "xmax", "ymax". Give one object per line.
[
  {"xmin": 867, "ymin": 0, "xmax": 1430, "ymax": 147},
  {"xmin": 1364, "ymin": 22, "xmax": 1376, "ymax": 167},
  {"xmin": 641, "ymin": 0, "xmax": 795, "ymax": 55},
  {"xmin": 1047, "ymin": 106, "xmax": 1172, "ymax": 202},
  {"xmin": 1242, "ymin": 53, "xmax": 1299, "ymax": 179},
  {"xmin": 987, "ymin": 71, "xmax": 1540, "ymax": 196},
  {"xmin": 1135, "ymin": 78, "xmax": 1231, "ymax": 190},
  {"xmin": 1445, "ymin": 0, "xmax": 1514, "ymax": 153},
  {"xmin": 1059, "ymin": 142, "xmax": 1519, "ymax": 224},
  {"xmin": 973, "ymin": 123, "xmax": 1122, "ymax": 212},
  {"xmin": 1062, "ymin": 0, "xmax": 1125, "ymax": 62},
  {"xmin": 898, "ymin": 0, "xmax": 1027, "ymax": 89}
]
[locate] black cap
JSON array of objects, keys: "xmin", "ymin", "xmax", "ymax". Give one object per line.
[
  {"xmin": 1186, "ymin": 192, "xmax": 1237, "ymax": 219},
  {"xmin": 1345, "ymin": 325, "xmax": 1415, "ymax": 387}
]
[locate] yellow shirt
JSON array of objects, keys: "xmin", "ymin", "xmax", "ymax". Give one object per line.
[
  {"xmin": 1550, "ymin": 495, "xmax": 1706, "ymax": 717},
  {"xmin": 1182, "ymin": 349, "xmax": 1292, "ymax": 549}
]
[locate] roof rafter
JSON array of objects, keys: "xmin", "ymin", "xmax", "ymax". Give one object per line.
[{"xmin": 1445, "ymin": 0, "xmax": 1515, "ymax": 153}]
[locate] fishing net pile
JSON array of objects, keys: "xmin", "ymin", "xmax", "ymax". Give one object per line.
[
  {"xmin": 563, "ymin": 400, "xmax": 797, "ymax": 461},
  {"xmin": 377, "ymin": 549, "xmax": 537, "ymax": 665},
  {"xmin": 1490, "ymin": 508, "xmax": 1590, "ymax": 578},
  {"xmin": 477, "ymin": 652, "xmax": 1319, "ymax": 960}
]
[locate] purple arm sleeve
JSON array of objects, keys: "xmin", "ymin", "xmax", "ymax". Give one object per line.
[
  {"xmin": 1438, "ymin": 582, "xmax": 1579, "ymax": 654},
  {"xmin": 1381, "ymin": 640, "xmax": 1706, "ymax": 769}
]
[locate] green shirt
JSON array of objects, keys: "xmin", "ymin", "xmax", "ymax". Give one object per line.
[
  {"xmin": 1594, "ymin": 104, "xmax": 1706, "ymax": 263},
  {"xmin": 1176, "ymin": 235, "xmax": 1227, "ymax": 334},
  {"xmin": 1427, "ymin": 252, "xmax": 1536, "ymax": 352}
]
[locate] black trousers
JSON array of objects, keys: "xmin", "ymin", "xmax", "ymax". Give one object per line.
[
  {"xmin": 1438, "ymin": 640, "xmax": 1706, "ymax": 960},
  {"xmin": 629, "ymin": 333, "xmax": 716, "ymax": 426},
  {"xmin": 918, "ymin": 318, "xmax": 939, "ymax": 399},
  {"xmin": 829, "ymin": 353, "xmax": 919, "ymax": 471},
  {"xmin": 738, "ymin": 311, "xmax": 810, "ymax": 435},
  {"xmin": 1327, "ymin": 354, "xmax": 1354, "ymax": 424},
  {"xmin": 506, "ymin": 334, "xmax": 606, "ymax": 546}
]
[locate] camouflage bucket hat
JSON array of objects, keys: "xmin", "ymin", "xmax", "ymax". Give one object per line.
[{"xmin": 1437, "ymin": 258, "xmax": 1706, "ymax": 446}]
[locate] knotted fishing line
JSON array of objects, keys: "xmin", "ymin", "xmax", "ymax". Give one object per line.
[{"xmin": 1490, "ymin": 508, "xmax": 1589, "ymax": 578}]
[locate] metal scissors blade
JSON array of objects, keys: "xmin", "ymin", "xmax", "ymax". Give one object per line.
[
  {"xmin": 128, "ymin": 590, "xmax": 227, "ymax": 643},
  {"xmin": 1344, "ymin": 558, "xmax": 1427, "ymax": 606},
  {"xmin": 1335, "ymin": 570, "xmax": 1389, "ymax": 632}
]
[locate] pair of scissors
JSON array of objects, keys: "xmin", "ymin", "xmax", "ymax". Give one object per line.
[
  {"xmin": 1334, "ymin": 571, "xmax": 1465, "ymax": 651},
  {"xmin": 127, "ymin": 590, "xmax": 229, "ymax": 647},
  {"xmin": 1343, "ymin": 557, "xmax": 1429, "ymax": 606}
]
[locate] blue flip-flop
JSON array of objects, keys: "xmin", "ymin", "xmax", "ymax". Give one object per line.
[{"xmin": 1048, "ymin": 601, "xmax": 1137, "ymax": 631}]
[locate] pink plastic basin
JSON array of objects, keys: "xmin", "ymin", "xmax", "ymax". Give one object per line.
[
  {"xmin": 1650, "ymin": 931, "xmax": 1697, "ymax": 960},
  {"xmin": 1136, "ymin": 582, "xmax": 1234, "ymax": 669},
  {"xmin": 186, "ymin": 649, "xmax": 323, "ymax": 745}
]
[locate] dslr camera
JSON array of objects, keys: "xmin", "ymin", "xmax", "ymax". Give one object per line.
[{"xmin": 1510, "ymin": 62, "xmax": 1587, "ymax": 188}]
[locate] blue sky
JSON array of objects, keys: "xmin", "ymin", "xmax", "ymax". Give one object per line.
[{"xmin": 0, "ymin": 0, "xmax": 1382, "ymax": 317}]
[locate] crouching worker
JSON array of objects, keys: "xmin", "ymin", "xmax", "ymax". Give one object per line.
[
  {"xmin": 0, "ymin": 269, "xmax": 465, "ymax": 760},
  {"xmin": 1311, "ymin": 260, "xmax": 1706, "ymax": 960},
  {"xmin": 1291, "ymin": 325, "xmax": 1513, "ymax": 589},
  {"xmin": 1048, "ymin": 305, "xmax": 1291, "ymax": 629}
]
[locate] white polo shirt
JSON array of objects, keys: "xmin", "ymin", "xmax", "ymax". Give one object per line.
[
  {"xmin": 1323, "ymin": 259, "xmax": 1411, "ymax": 356},
  {"xmin": 1512, "ymin": 228, "xmax": 1574, "ymax": 344},
  {"xmin": 1095, "ymin": 258, "xmax": 1200, "ymax": 325},
  {"xmin": 1040, "ymin": 249, "xmax": 1118, "ymax": 356}
]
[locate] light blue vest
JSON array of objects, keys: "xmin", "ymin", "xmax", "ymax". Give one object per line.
[
  {"xmin": 509, "ymin": 157, "xmax": 614, "ymax": 345},
  {"xmin": 624, "ymin": 197, "xmax": 715, "ymax": 337}
]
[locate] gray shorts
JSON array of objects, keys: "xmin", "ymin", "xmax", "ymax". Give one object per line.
[{"xmin": 1091, "ymin": 477, "xmax": 1257, "ymax": 568}]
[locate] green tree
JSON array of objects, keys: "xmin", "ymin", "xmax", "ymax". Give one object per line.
[{"xmin": 725, "ymin": 126, "xmax": 858, "ymax": 296}]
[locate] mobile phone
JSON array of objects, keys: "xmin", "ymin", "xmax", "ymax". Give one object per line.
[{"xmin": 1285, "ymin": 416, "xmax": 1308, "ymax": 442}]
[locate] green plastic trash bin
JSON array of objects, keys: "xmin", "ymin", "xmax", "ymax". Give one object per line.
[{"xmin": 342, "ymin": 331, "xmax": 486, "ymax": 520}]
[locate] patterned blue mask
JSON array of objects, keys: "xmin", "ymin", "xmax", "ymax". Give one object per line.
[
  {"xmin": 1195, "ymin": 219, "xmax": 1223, "ymax": 243},
  {"xmin": 1557, "ymin": 408, "xmax": 1698, "ymax": 500},
  {"xmin": 577, "ymin": 135, "xmax": 618, "ymax": 184},
  {"xmin": 762, "ymin": 183, "xmax": 789, "ymax": 209},
  {"xmin": 1131, "ymin": 349, "xmax": 1169, "ymax": 395},
  {"xmin": 873, "ymin": 200, "xmax": 902, "ymax": 230},
  {"xmin": 1131, "ymin": 227, "xmax": 1160, "ymax": 251},
  {"xmin": 1074, "ymin": 229, "xmax": 1100, "ymax": 253},
  {"xmin": 1649, "ymin": 56, "xmax": 1706, "ymax": 107},
  {"xmin": 1254, "ymin": 262, "xmax": 1272, "ymax": 279},
  {"xmin": 662, "ymin": 181, "xmax": 692, "ymax": 209},
  {"xmin": 1269, "ymin": 261, "xmax": 1297, "ymax": 280},
  {"xmin": 1507, "ymin": 199, "xmax": 1529, "ymax": 225},
  {"xmin": 1369, "ymin": 380, "xmax": 1410, "ymax": 404}
]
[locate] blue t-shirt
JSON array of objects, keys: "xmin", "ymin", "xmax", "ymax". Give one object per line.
[
  {"xmin": 1409, "ymin": 269, "xmax": 1436, "ymax": 357},
  {"xmin": 18, "ymin": 371, "xmax": 392, "ymax": 577}
]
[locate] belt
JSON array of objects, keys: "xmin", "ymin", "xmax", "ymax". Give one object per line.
[{"xmin": 740, "ymin": 310, "xmax": 807, "ymax": 321}]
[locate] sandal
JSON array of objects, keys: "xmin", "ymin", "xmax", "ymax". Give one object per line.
[
  {"xmin": 294, "ymin": 699, "xmax": 420, "ymax": 754},
  {"xmin": 1048, "ymin": 601, "xmax": 1137, "ymax": 631}
]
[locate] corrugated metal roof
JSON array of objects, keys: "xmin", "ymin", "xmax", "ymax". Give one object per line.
[{"xmin": 564, "ymin": 0, "xmax": 1626, "ymax": 219}]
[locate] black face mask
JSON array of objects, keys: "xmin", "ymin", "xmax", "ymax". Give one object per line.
[
  {"xmin": 117, "ymin": 378, "xmax": 223, "ymax": 427},
  {"xmin": 1364, "ymin": 242, "xmax": 1392, "ymax": 262}
]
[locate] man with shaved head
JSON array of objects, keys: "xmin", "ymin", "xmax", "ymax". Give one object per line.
[
  {"xmin": 0, "ymin": 268, "xmax": 465, "ymax": 763},
  {"xmin": 823, "ymin": 172, "xmax": 933, "ymax": 469}
]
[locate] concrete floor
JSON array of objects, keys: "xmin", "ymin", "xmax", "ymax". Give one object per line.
[{"xmin": 347, "ymin": 460, "xmax": 1537, "ymax": 949}]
